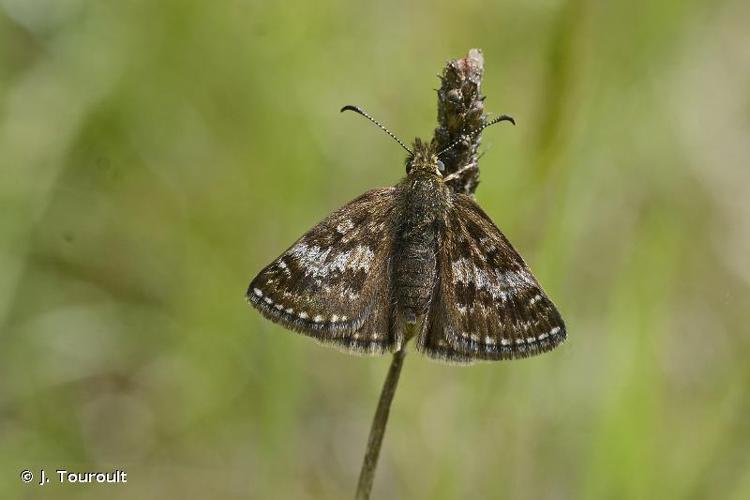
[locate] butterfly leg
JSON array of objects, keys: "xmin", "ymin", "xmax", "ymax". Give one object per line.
[{"xmin": 443, "ymin": 163, "xmax": 477, "ymax": 183}]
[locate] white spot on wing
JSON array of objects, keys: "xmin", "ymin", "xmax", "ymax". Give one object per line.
[
  {"xmin": 289, "ymin": 243, "xmax": 374, "ymax": 277},
  {"xmin": 505, "ymin": 270, "xmax": 536, "ymax": 287},
  {"xmin": 451, "ymin": 257, "xmax": 517, "ymax": 301},
  {"xmin": 336, "ymin": 219, "xmax": 355, "ymax": 234},
  {"xmin": 253, "ymin": 288, "xmax": 263, "ymax": 297}
]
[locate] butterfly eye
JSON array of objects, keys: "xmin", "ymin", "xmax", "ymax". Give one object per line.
[
  {"xmin": 437, "ymin": 160, "xmax": 446, "ymax": 174},
  {"xmin": 406, "ymin": 160, "xmax": 413, "ymax": 174}
]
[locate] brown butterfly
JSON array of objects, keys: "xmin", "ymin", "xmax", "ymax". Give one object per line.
[{"xmin": 247, "ymin": 106, "xmax": 565, "ymax": 363}]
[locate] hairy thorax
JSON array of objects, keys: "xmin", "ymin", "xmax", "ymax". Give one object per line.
[{"xmin": 393, "ymin": 173, "xmax": 450, "ymax": 324}]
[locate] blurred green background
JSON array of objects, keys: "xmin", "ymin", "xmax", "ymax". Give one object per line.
[{"xmin": 1, "ymin": 0, "xmax": 749, "ymax": 499}]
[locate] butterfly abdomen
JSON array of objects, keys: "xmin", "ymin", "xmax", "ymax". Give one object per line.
[
  {"xmin": 393, "ymin": 234, "xmax": 436, "ymax": 323},
  {"xmin": 392, "ymin": 174, "xmax": 448, "ymax": 324}
]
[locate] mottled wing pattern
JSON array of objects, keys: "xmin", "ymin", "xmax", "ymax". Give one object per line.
[
  {"xmin": 247, "ymin": 188, "xmax": 398, "ymax": 355},
  {"xmin": 419, "ymin": 194, "xmax": 566, "ymax": 362}
]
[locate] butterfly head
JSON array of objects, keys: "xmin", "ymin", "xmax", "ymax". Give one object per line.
[{"xmin": 406, "ymin": 138, "xmax": 445, "ymax": 177}]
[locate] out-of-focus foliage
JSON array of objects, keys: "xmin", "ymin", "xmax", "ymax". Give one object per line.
[{"xmin": 1, "ymin": 0, "xmax": 749, "ymax": 499}]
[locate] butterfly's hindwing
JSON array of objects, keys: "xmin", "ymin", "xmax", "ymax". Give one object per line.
[
  {"xmin": 247, "ymin": 188, "xmax": 399, "ymax": 355},
  {"xmin": 419, "ymin": 194, "xmax": 566, "ymax": 362}
]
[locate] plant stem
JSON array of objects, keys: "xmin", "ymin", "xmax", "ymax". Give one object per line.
[
  {"xmin": 355, "ymin": 49, "xmax": 484, "ymax": 498},
  {"xmin": 355, "ymin": 348, "xmax": 407, "ymax": 500}
]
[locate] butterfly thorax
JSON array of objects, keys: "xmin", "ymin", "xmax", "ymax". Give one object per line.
[{"xmin": 393, "ymin": 139, "xmax": 451, "ymax": 327}]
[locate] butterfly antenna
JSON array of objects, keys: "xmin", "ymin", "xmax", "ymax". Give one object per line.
[
  {"xmin": 341, "ymin": 105, "xmax": 413, "ymax": 155},
  {"xmin": 437, "ymin": 114, "xmax": 515, "ymax": 157}
]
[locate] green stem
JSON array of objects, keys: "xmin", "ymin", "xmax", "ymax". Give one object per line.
[{"xmin": 355, "ymin": 349, "xmax": 407, "ymax": 500}]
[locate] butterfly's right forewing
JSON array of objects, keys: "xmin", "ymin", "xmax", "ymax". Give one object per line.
[
  {"xmin": 419, "ymin": 193, "xmax": 566, "ymax": 362},
  {"xmin": 247, "ymin": 188, "xmax": 400, "ymax": 355}
]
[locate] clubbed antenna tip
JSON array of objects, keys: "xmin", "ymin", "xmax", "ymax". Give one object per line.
[
  {"xmin": 437, "ymin": 113, "xmax": 516, "ymax": 157},
  {"xmin": 341, "ymin": 105, "xmax": 413, "ymax": 155}
]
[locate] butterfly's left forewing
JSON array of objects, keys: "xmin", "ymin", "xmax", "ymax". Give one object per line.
[
  {"xmin": 248, "ymin": 188, "xmax": 399, "ymax": 355},
  {"xmin": 419, "ymin": 194, "xmax": 566, "ymax": 362}
]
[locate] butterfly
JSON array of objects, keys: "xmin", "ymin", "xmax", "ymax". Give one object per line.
[{"xmin": 247, "ymin": 106, "xmax": 565, "ymax": 364}]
